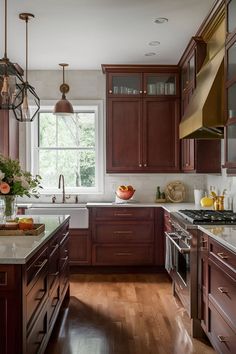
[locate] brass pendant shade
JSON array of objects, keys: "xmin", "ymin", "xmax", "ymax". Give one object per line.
[{"xmin": 53, "ymin": 64, "xmax": 74, "ymax": 115}]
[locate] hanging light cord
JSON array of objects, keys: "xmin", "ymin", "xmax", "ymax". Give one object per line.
[{"xmin": 4, "ymin": 0, "xmax": 7, "ymax": 59}]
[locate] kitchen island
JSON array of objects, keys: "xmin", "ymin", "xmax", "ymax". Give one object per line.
[{"xmin": 0, "ymin": 215, "xmax": 70, "ymax": 354}]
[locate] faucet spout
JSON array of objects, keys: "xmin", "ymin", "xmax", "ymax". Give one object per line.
[{"xmin": 58, "ymin": 174, "xmax": 66, "ymax": 203}]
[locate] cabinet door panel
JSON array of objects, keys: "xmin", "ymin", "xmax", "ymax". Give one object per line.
[
  {"xmin": 143, "ymin": 98, "xmax": 180, "ymax": 171},
  {"xmin": 107, "ymin": 98, "xmax": 142, "ymax": 172},
  {"xmin": 69, "ymin": 229, "xmax": 91, "ymax": 265}
]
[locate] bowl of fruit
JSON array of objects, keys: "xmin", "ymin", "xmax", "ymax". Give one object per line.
[{"xmin": 116, "ymin": 185, "xmax": 135, "ymax": 200}]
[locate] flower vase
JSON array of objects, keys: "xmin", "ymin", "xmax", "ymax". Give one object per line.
[{"xmin": 0, "ymin": 195, "xmax": 17, "ymax": 221}]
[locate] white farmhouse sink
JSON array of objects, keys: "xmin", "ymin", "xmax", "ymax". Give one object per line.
[{"xmin": 25, "ymin": 205, "xmax": 89, "ymax": 229}]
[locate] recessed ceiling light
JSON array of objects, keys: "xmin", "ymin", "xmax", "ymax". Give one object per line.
[
  {"xmin": 148, "ymin": 40, "xmax": 160, "ymax": 46},
  {"xmin": 154, "ymin": 17, "xmax": 168, "ymax": 24},
  {"xmin": 145, "ymin": 52, "xmax": 156, "ymax": 56}
]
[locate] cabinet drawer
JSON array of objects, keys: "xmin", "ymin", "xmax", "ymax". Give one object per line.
[
  {"xmin": 209, "ymin": 259, "xmax": 236, "ymax": 330},
  {"xmin": 26, "ymin": 247, "xmax": 48, "ymax": 293},
  {"xmin": 93, "ymin": 207, "xmax": 154, "ymax": 220},
  {"xmin": 48, "ymin": 282, "xmax": 60, "ymax": 327},
  {"xmin": 26, "ymin": 305, "xmax": 48, "ymax": 354},
  {"xmin": 94, "ymin": 222, "xmax": 154, "ymax": 243},
  {"xmin": 60, "ymin": 234, "xmax": 69, "ymax": 270},
  {"xmin": 48, "ymin": 245, "xmax": 60, "ymax": 294},
  {"xmin": 208, "ymin": 302, "xmax": 236, "ymax": 354},
  {"xmin": 93, "ymin": 245, "xmax": 154, "ymax": 265},
  {"xmin": 209, "ymin": 239, "xmax": 236, "ymax": 274},
  {"xmin": 60, "ymin": 261, "xmax": 69, "ymax": 298},
  {"xmin": 26, "ymin": 272, "xmax": 48, "ymax": 333}
]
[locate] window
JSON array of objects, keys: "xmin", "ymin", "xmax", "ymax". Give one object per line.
[{"xmin": 27, "ymin": 101, "xmax": 104, "ymax": 194}]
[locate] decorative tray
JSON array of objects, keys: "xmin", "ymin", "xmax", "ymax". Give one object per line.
[
  {"xmin": 0, "ymin": 223, "xmax": 45, "ymax": 236},
  {"xmin": 165, "ymin": 181, "xmax": 185, "ymax": 203}
]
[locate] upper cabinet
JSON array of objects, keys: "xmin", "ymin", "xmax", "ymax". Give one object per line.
[
  {"xmin": 180, "ymin": 36, "xmax": 221, "ymax": 173},
  {"xmin": 102, "ymin": 65, "xmax": 180, "ymax": 173},
  {"xmin": 224, "ymin": 0, "xmax": 236, "ymax": 173}
]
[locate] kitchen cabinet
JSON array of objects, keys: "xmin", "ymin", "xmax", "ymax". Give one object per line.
[
  {"xmin": 224, "ymin": 1, "xmax": 236, "ymax": 173},
  {"xmin": 0, "ymin": 219, "xmax": 70, "ymax": 354},
  {"xmin": 181, "ymin": 139, "xmax": 221, "ymax": 173},
  {"xmin": 0, "ymin": 110, "xmax": 19, "ymax": 159},
  {"xmin": 198, "ymin": 231, "xmax": 236, "ymax": 353},
  {"xmin": 102, "ymin": 65, "xmax": 180, "ymax": 173},
  {"xmin": 69, "ymin": 229, "xmax": 91, "ymax": 265},
  {"xmin": 89, "ymin": 206, "xmax": 164, "ymax": 267},
  {"xmin": 180, "ymin": 36, "xmax": 221, "ymax": 173}
]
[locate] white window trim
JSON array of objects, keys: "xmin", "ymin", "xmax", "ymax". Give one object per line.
[{"xmin": 26, "ymin": 100, "xmax": 104, "ymax": 195}]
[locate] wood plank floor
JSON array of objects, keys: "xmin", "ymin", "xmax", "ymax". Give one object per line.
[{"xmin": 45, "ymin": 273, "xmax": 215, "ymax": 354}]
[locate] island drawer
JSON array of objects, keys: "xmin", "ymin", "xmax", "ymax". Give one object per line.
[
  {"xmin": 93, "ymin": 222, "xmax": 154, "ymax": 243},
  {"xmin": 209, "ymin": 239, "xmax": 236, "ymax": 274},
  {"xmin": 92, "ymin": 207, "xmax": 154, "ymax": 220},
  {"xmin": 209, "ymin": 258, "xmax": 236, "ymax": 330},
  {"xmin": 92, "ymin": 245, "xmax": 154, "ymax": 265},
  {"xmin": 26, "ymin": 304, "xmax": 48, "ymax": 354},
  {"xmin": 26, "ymin": 247, "xmax": 48, "ymax": 293}
]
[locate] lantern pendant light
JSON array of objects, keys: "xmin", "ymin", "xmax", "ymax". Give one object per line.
[
  {"xmin": 0, "ymin": 0, "xmax": 24, "ymax": 111},
  {"xmin": 12, "ymin": 13, "xmax": 40, "ymax": 122},
  {"xmin": 53, "ymin": 63, "xmax": 74, "ymax": 116}
]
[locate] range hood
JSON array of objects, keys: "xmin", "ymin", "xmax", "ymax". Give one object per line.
[{"xmin": 179, "ymin": 47, "xmax": 225, "ymax": 139}]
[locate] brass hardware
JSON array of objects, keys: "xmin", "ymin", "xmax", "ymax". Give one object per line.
[
  {"xmin": 109, "ymin": 89, "xmax": 112, "ymax": 94},
  {"xmin": 115, "ymin": 252, "xmax": 132, "ymax": 256},
  {"xmin": 218, "ymin": 287, "xmax": 228, "ymax": 294},
  {"xmin": 61, "ymin": 256, "xmax": 69, "ymax": 261},
  {"xmin": 143, "ymin": 90, "xmax": 147, "ymax": 94},
  {"xmin": 49, "ymin": 271, "xmax": 59, "ymax": 276},
  {"xmin": 34, "ymin": 259, "xmax": 47, "ymax": 268},
  {"xmin": 185, "ymin": 163, "xmax": 189, "ymax": 166},
  {"xmin": 114, "ymin": 213, "xmax": 132, "ymax": 217},
  {"xmin": 113, "ymin": 231, "xmax": 133, "ymax": 235},
  {"xmin": 139, "ymin": 163, "xmax": 142, "ymax": 167},
  {"xmin": 217, "ymin": 335, "xmax": 227, "ymax": 343},
  {"xmin": 139, "ymin": 90, "xmax": 142, "ymax": 93},
  {"xmin": 144, "ymin": 163, "xmax": 147, "ymax": 167},
  {"xmin": 217, "ymin": 252, "xmax": 228, "ymax": 260}
]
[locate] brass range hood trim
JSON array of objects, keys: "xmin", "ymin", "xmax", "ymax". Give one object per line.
[{"xmin": 179, "ymin": 46, "xmax": 225, "ymax": 139}]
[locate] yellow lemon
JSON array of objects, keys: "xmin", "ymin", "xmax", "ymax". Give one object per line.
[{"xmin": 200, "ymin": 196, "xmax": 213, "ymax": 207}]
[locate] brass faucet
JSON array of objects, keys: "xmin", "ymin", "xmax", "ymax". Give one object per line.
[{"xmin": 58, "ymin": 174, "xmax": 66, "ymax": 203}]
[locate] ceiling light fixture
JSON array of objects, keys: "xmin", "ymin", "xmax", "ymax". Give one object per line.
[
  {"xmin": 53, "ymin": 63, "xmax": 74, "ymax": 116},
  {"xmin": 154, "ymin": 17, "xmax": 168, "ymax": 24},
  {"xmin": 0, "ymin": 0, "xmax": 24, "ymax": 112},
  {"xmin": 14, "ymin": 13, "xmax": 40, "ymax": 122},
  {"xmin": 148, "ymin": 41, "xmax": 160, "ymax": 46}
]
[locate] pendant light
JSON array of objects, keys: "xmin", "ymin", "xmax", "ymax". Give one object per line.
[
  {"xmin": 53, "ymin": 63, "xmax": 74, "ymax": 116},
  {"xmin": 12, "ymin": 13, "xmax": 40, "ymax": 122},
  {"xmin": 0, "ymin": 0, "xmax": 24, "ymax": 111}
]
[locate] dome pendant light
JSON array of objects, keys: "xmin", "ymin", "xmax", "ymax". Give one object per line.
[
  {"xmin": 12, "ymin": 13, "xmax": 40, "ymax": 122},
  {"xmin": 0, "ymin": 0, "xmax": 24, "ymax": 111},
  {"xmin": 53, "ymin": 63, "xmax": 74, "ymax": 116}
]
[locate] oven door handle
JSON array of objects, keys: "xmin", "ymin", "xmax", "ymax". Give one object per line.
[{"xmin": 165, "ymin": 232, "xmax": 190, "ymax": 254}]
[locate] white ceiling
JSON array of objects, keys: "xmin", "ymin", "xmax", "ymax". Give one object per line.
[{"xmin": 0, "ymin": 0, "xmax": 215, "ymax": 70}]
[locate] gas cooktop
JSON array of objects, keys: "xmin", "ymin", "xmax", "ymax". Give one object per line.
[{"xmin": 177, "ymin": 209, "xmax": 236, "ymax": 225}]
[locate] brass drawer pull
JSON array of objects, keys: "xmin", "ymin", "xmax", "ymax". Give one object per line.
[
  {"xmin": 115, "ymin": 252, "xmax": 132, "ymax": 256},
  {"xmin": 61, "ymin": 256, "xmax": 69, "ymax": 261},
  {"xmin": 49, "ymin": 271, "xmax": 59, "ymax": 276},
  {"xmin": 218, "ymin": 287, "xmax": 228, "ymax": 294},
  {"xmin": 217, "ymin": 335, "xmax": 227, "ymax": 343},
  {"xmin": 114, "ymin": 213, "xmax": 133, "ymax": 217},
  {"xmin": 217, "ymin": 252, "xmax": 229, "ymax": 260},
  {"xmin": 113, "ymin": 231, "xmax": 133, "ymax": 235},
  {"xmin": 34, "ymin": 259, "xmax": 47, "ymax": 268}
]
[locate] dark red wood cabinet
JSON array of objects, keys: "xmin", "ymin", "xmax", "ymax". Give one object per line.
[
  {"xmin": 102, "ymin": 65, "xmax": 180, "ymax": 173},
  {"xmin": 69, "ymin": 229, "xmax": 91, "ymax": 265},
  {"xmin": 0, "ymin": 110, "xmax": 19, "ymax": 159},
  {"xmin": 198, "ymin": 231, "xmax": 236, "ymax": 353},
  {"xmin": 0, "ymin": 220, "xmax": 70, "ymax": 354},
  {"xmin": 89, "ymin": 206, "xmax": 164, "ymax": 267}
]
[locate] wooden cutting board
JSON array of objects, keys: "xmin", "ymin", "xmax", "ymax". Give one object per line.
[{"xmin": 0, "ymin": 224, "xmax": 45, "ymax": 236}]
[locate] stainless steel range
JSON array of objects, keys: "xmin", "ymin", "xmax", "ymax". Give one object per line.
[{"xmin": 165, "ymin": 209, "xmax": 236, "ymax": 337}]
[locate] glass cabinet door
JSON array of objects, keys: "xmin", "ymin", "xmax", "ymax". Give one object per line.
[
  {"xmin": 227, "ymin": 42, "xmax": 236, "ymax": 81},
  {"xmin": 145, "ymin": 74, "xmax": 176, "ymax": 96},
  {"xmin": 227, "ymin": 83, "xmax": 236, "ymax": 120},
  {"xmin": 227, "ymin": 124, "xmax": 236, "ymax": 163},
  {"xmin": 189, "ymin": 55, "xmax": 195, "ymax": 84},
  {"xmin": 227, "ymin": 0, "xmax": 236, "ymax": 35},
  {"xmin": 109, "ymin": 74, "xmax": 141, "ymax": 95}
]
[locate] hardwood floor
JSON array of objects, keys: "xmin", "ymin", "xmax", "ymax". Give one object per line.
[{"xmin": 45, "ymin": 273, "xmax": 215, "ymax": 354}]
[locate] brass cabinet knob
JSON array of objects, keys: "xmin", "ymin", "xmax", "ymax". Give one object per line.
[
  {"xmin": 139, "ymin": 90, "xmax": 143, "ymax": 94},
  {"xmin": 139, "ymin": 164, "xmax": 142, "ymax": 167},
  {"xmin": 109, "ymin": 89, "xmax": 112, "ymax": 94},
  {"xmin": 143, "ymin": 90, "xmax": 147, "ymax": 94},
  {"xmin": 144, "ymin": 163, "xmax": 147, "ymax": 167}
]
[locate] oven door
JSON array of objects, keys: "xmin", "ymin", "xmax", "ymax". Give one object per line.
[{"xmin": 165, "ymin": 232, "xmax": 191, "ymax": 314}]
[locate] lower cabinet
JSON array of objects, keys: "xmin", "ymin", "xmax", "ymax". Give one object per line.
[
  {"xmin": 69, "ymin": 229, "xmax": 91, "ymax": 265},
  {"xmin": 199, "ymin": 232, "xmax": 236, "ymax": 354},
  {"xmin": 89, "ymin": 206, "xmax": 163, "ymax": 266},
  {"xmin": 0, "ymin": 220, "xmax": 70, "ymax": 354}
]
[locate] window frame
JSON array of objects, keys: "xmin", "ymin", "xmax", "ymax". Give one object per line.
[{"xmin": 26, "ymin": 100, "xmax": 104, "ymax": 195}]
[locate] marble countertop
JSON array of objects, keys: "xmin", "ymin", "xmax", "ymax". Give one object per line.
[
  {"xmin": 86, "ymin": 202, "xmax": 198, "ymax": 212},
  {"xmin": 0, "ymin": 215, "xmax": 70, "ymax": 264}
]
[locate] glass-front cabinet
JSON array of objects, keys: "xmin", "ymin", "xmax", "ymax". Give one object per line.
[
  {"xmin": 104, "ymin": 67, "xmax": 179, "ymax": 97},
  {"xmin": 227, "ymin": 0, "xmax": 236, "ymax": 39}
]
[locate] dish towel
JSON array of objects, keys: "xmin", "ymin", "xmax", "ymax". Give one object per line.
[{"xmin": 165, "ymin": 235, "xmax": 174, "ymax": 273}]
